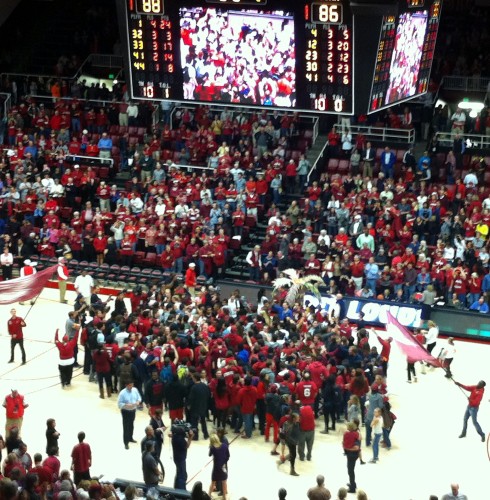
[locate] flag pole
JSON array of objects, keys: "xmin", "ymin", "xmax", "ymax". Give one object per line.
[{"xmin": 23, "ymin": 291, "xmax": 42, "ymax": 321}]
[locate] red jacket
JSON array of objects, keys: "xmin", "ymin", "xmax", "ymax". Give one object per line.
[
  {"xmin": 185, "ymin": 267, "xmax": 197, "ymax": 287},
  {"xmin": 299, "ymin": 405, "xmax": 315, "ymax": 431},
  {"xmin": 237, "ymin": 385, "xmax": 258, "ymax": 414},
  {"xmin": 55, "ymin": 329, "xmax": 79, "ymax": 360},
  {"xmin": 458, "ymin": 383, "xmax": 485, "ymax": 407}
]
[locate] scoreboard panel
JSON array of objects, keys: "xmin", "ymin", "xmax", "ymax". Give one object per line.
[
  {"xmin": 368, "ymin": 0, "xmax": 442, "ymax": 113},
  {"xmin": 118, "ymin": 0, "xmax": 355, "ymax": 114}
]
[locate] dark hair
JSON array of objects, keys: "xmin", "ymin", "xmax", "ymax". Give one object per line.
[
  {"xmin": 216, "ymin": 377, "xmax": 227, "ymax": 398},
  {"xmin": 46, "ymin": 418, "xmax": 55, "ymax": 428},
  {"xmin": 78, "ymin": 432, "xmax": 85, "ymax": 443}
]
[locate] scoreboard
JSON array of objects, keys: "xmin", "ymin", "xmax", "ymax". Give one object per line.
[
  {"xmin": 368, "ymin": 0, "xmax": 442, "ymax": 113},
  {"xmin": 117, "ymin": 0, "xmax": 355, "ymax": 114}
]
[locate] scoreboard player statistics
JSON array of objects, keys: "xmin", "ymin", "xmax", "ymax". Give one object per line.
[{"xmin": 117, "ymin": 0, "xmax": 355, "ymax": 114}]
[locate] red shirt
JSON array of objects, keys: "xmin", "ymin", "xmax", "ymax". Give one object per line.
[
  {"xmin": 343, "ymin": 430, "xmax": 360, "ymax": 450},
  {"xmin": 4, "ymin": 393, "xmax": 27, "ymax": 419},
  {"xmin": 299, "ymin": 405, "xmax": 315, "ymax": 431},
  {"xmin": 295, "ymin": 380, "xmax": 318, "ymax": 405},
  {"xmin": 459, "ymin": 384, "xmax": 484, "ymax": 407},
  {"xmin": 237, "ymin": 385, "xmax": 258, "ymax": 414},
  {"xmin": 8, "ymin": 316, "xmax": 26, "ymax": 339},
  {"xmin": 71, "ymin": 442, "xmax": 91, "ymax": 473}
]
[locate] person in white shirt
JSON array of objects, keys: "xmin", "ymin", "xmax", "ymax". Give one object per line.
[
  {"xmin": 155, "ymin": 199, "xmax": 166, "ymax": 217},
  {"xmin": 246, "ymin": 245, "xmax": 262, "ymax": 282},
  {"xmin": 74, "ymin": 270, "xmax": 94, "ymax": 301},
  {"xmin": 424, "ymin": 320, "xmax": 439, "ymax": 357},
  {"xmin": 317, "ymin": 229, "xmax": 330, "ymax": 248},
  {"xmin": 227, "ymin": 295, "xmax": 241, "ymax": 319},
  {"xmin": 129, "ymin": 194, "xmax": 144, "ymax": 214},
  {"xmin": 1, "ymin": 247, "xmax": 14, "ymax": 280},
  {"xmin": 438, "ymin": 337, "xmax": 456, "ymax": 378},
  {"xmin": 110, "ymin": 221, "xmax": 125, "ymax": 248},
  {"xmin": 127, "ymin": 102, "xmax": 139, "ymax": 126}
]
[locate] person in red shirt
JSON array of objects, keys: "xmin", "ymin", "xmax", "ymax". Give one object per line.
[
  {"xmin": 343, "ymin": 421, "xmax": 361, "ymax": 493},
  {"xmin": 237, "ymin": 376, "xmax": 258, "ymax": 439},
  {"xmin": 71, "ymin": 431, "xmax": 92, "ymax": 484},
  {"xmin": 93, "ymin": 231, "xmax": 108, "ymax": 266},
  {"xmin": 295, "ymin": 371, "xmax": 318, "ymax": 407},
  {"xmin": 8, "ymin": 308, "xmax": 27, "ymax": 365},
  {"xmin": 185, "ymin": 262, "xmax": 197, "ymax": 297},
  {"xmin": 54, "ymin": 328, "xmax": 79, "ymax": 387},
  {"xmin": 298, "ymin": 404, "xmax": 315, "ymax": 461},
  {"xmin": 376, "ymin": 333, "xmax": 393, "ymax": 376},
  {"xmin": 455, "ymin": 379, "xmax": 486, "ymax": 441},
  {"xmin": 3, "ymin": 388, "xmax": 29, "ymax": 437}
]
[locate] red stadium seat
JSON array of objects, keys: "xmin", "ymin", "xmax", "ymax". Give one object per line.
[
  {"xmin": 327, "ymin": 158, "xmax": 339, "ymax": 174},
  {"xmin": 338, "ymin": 159, "xmax": 350, "ymax": 174}
]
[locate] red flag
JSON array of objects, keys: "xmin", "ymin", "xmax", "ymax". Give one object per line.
[
  {"xmin": 385, "ymin": 311, "xmax": 440, "ymax": 365},
  {"xmin": 0, "ymin": 265, "xmax": 57, "ymax": 305}
]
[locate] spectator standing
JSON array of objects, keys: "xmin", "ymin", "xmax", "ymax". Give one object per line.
[
  {"xmin": 45, "ymin": 418, "xmax": 60, "ymax": 455},
  {"xmin": 8, "ymin": 308, "xmax": 27, "ymax": 365},
  {"xmin": 380, "ymin": 147, "xmax": 396, "ymax": 179},
  {"xmin": 3, "ymin": 389, "xmax": 28, "ymax": 437},
  {"xmin": 185, "ymin": 262, "xmax": 197, "ymax": 297},
  {"xmin": 142, "ymin": 440, "xmax": 161, "ymax": 487},
  {"xmin": 283, "ymin": 412, "xmax": 300, "ymax": 476},
  {"xmin": 97, "ymin": 132, "xmax": 112, "ymax": 160},
  {"xmin": 455, "ymin": 379, "xmax": 486, "ymax": 442},
  {"xmin": 92, "ymin": 343, "xmax": 113, "ymax": 399},
  {"xmin": 235, "ymin": 376, "xmax": 257, "ymax": 439},
  {"xmin": 208, "ymin": 433, "xmax": 230, "ymax": 500},
  {"xmin": 1, "ymin": 246, "xmax": 13, "ymax": 280},
  {"xmin": 54, "ymin": 328, "xmax": 79, "ymax": 388},
  {"xmin": 343, "ymin": 421, "xmax": 361, "ymax": 494},
  {"xmin": 127, "ymin": 101, "xmax": 139, "ymax": 126},
  {"xmin": 187, "ymin": 373, "xmax": 211, "ymax": 440},
  {"xmin": 369, "ymin": 408, "xmax": 383, "ymax": 463},
  {"xmin": 117, "ymin": 381, "xmax": 141, "ymax": 449},
  {"xmin": 438, "ymin": 337, "xmax": 456, "ymax": 379},
  {"xmin": 57, "ymin": 257, "xmax": 69, "ymax": 303},
  {"xmin": 18, "ymin": 259, "xmax": 37, "ymax": 305},
  {"xmin": 74, "ymin": 270, "xmax": 94, "ymax": 303},
  {"xmin": 298, "ymin": 404, "xmax": 315, "ymax": 462},
  {"xmin": 246, "ymin": 245, "xmax": 262, "ymax": 282},
  {"xmin": 425, "ymin": 320, "xmax": 439, "ymax": 357},
  {"xmin": 71, "ymin": 431, "xmax": 91, "ymax": 484}
]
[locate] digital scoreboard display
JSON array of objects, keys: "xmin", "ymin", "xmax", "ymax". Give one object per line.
[
  {"xmin": 368, "ymin": 0, "xmax": 441, "ymax": 113},
  {"xmin": 118, "ymin": 0, "xmax": 354, "ymax": 114}
]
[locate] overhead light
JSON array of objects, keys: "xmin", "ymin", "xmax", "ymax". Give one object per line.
[
  {"xmin": 458, "ymin": 100, "xmax": 484, "ymax": 112},
  {"xmin": 113, "ymin": 79, "xmax": 118, "ymax": 84}
]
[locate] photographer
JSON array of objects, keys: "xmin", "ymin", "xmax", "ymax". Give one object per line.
[{"xmin": 170, "ymin": 421, "xmax": 193, "ymax": 490}]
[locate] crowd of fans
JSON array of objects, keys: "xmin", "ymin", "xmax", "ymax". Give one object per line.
[{"xmin": 0, "ymin": 84, "xmax": 490, "ymax": 312}]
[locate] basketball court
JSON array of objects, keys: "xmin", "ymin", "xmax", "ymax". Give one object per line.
[{"xmin": 0, "ymin": 287, "xmax": 487, "ymax": 499}]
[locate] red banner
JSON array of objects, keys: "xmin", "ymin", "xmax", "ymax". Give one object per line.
[
  {"xmin": 385, "ymin": 311, "xmax": 440, "ymax": 365},
  {"xmin": 0, "ymin": 265, "xmax": 57, "ymax": 305}
]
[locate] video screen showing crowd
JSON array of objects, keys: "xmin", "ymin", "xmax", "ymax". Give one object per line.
[{"xmin": 180, "ymin": 7, "xmax": 296, "ymax": 107}]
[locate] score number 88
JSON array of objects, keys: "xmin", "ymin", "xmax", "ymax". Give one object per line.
[{"xmin": 138, "ymin": 0, "xmax": 164, "ymax": 14}]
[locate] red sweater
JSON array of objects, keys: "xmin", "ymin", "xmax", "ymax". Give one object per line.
[
  {"xmin": 54, "ymin": 330, "xmax": 78, "ymax": 360},
  {"xmin": 237, "ymin": 385, "xmax": 258, "ymax": 414},
  {"xmin": 458, "ymin": 383, "xmax": 484, "ymax": 407}
]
